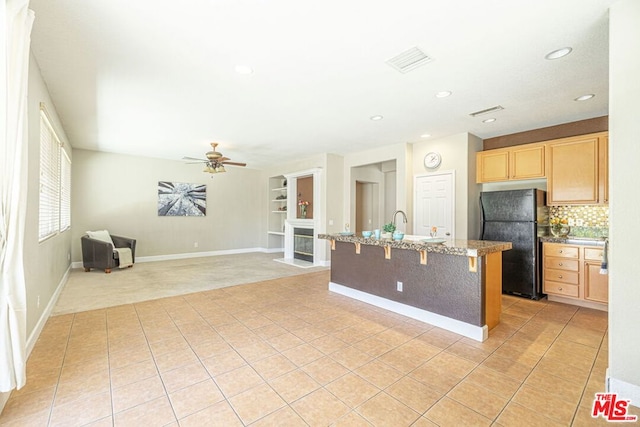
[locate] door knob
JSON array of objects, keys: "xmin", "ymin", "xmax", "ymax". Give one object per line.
[{"xmin": 445, "ymin": 232, "xmax": 451, "ymax": 236}]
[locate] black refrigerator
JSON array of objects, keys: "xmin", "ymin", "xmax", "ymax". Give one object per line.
[{"xmin": 480, "ymin": 189, "xmax": 548, "ymax": 299}]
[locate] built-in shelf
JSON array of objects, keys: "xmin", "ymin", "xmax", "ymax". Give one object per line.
[{"xmin": 268, "ymin": 175, "xmax": 288, "ymax": 250}]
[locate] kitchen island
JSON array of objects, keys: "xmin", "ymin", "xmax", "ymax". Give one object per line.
[{"xmin": 318, "ymin": 234, "xmax": 512, "ymax": 342}]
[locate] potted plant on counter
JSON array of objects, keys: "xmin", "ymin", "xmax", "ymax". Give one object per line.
[{"xmin": 381, "ymin": 222, "xmax": 396, "ymax": 239}]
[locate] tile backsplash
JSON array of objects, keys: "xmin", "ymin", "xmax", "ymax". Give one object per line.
[{"xmin": 549, "ymin": 205, "xmax": 609, "ymax": 237}]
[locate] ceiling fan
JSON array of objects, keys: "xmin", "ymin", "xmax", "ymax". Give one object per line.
[{"xmin": 183, "ymin": 142, "xmax": 247, "ymax": 174}]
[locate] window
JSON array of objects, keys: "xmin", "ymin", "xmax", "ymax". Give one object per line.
[{"xmin": 39, "ymin": 104, "xmax": 71, "ymax": 241}]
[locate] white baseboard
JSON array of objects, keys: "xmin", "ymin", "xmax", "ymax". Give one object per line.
[
  {"xmin": 71, "ymin": 247, "xmax": 276, "ymax": 269},
  {"xmin": 1, "ymin": 266, "xmax": 71, "ymax": 416},
  {"xmin": 26, "ymin": 265, "xmax": 70, "ymax": 355},
  {"xmin": 607, "ymin": 370, "xmax": 640, "ymax": 408},
  {"xmin": 264, "ymin": 247, "xmax": 284, "ymax": 254},
  {"xmin": 328, "ymin": 282, "xmax": 488, "ymax": 342}
]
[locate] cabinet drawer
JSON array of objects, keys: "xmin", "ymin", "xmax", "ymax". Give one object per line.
[
  {"xmin": 544, "ymin": 268, "xmax": 579, "ymax": 285},
  {"xmin": 544, "ymin": 257, "xmax": 579, "ymax": 271},
  {"xmin": 584, "ymin": 247, "xmax": 604, "ymax": 261},
  {"xmin": 544, "ymin": 245, "xmax": 579, "ymax": 258},
  {"xmin": 544, "ymin": 280, "xmax": 579, "ymax": 298}
]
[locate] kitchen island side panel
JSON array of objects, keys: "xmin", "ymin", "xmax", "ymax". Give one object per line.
[{"xmin": 330, "ymin": 242, "xmax": 484, "ymax": 326}]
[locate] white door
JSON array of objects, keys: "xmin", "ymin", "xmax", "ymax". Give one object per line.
[{"xmin": 414, "ymin": 172, "xmax": 455, "ymax": 238}]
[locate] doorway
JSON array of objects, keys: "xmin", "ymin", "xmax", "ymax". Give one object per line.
[
  {"xmin": 355, "ymin": 181, "xmax": 379, "ymax": 232},
  {"xmin": 414, "ymin": 171, "xmax": 455, "ymax": 238}
]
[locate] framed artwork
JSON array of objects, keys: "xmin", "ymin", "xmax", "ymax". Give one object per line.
[{"xmin": 158, "ymin": 181, "xmax": 206, "ymax": 216}]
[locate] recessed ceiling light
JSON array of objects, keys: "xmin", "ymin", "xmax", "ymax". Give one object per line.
[
  {"xmin": 234, "ymin": 65, "xmax": 253, "ymax": 75},
  {"xmin": 370, "ymin": 115, "xmax": 384, "ymax": 121},
  {"xmin": 420, "ymin": 134, "xmax": 431, "ymax": 138},
  {"xmin": 545, "ymin": 47, "xmax": 572, "ymax": 60},
  {"xmin": 483, "ymin": 118, "xmax": 496, "ymax": 123},
  {"xmin": 574, "ymin": 94, "xmax": 595, "ymax": 101},
  {"xmin": 435, "ymin": 91, "xmax": 452, "ymax": 98}
]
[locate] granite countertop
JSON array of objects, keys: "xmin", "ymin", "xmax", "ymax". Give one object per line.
[
  {"xmin": 318, "ymin": 234, "xmax": 512, "ymax": 257},
  {"xmin": 540, "ymin": 236, "xmax": 607, "ymax": 246}
]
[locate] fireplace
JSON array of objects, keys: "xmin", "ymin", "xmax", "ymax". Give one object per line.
[{"xmin": 293, "ymin": 227, "xmax": 314, "ymax": 262}]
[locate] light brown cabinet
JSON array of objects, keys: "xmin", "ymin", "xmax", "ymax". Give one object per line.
[
  {"xmin": 584, "ymin": 247, "xmax": 608, "ymax": 303},
  {"xmin": 543, "ymin": 242, "xmax": 608, "ymax": 310},
  {"xmin": 476, "ymin": 143, "xmax": 545, "ymax": 183},
  {"xmin": 546, "ymin": 132, "xmax": 608, "ymax": 205}
]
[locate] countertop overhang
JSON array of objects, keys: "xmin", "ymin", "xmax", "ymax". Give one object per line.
[
  {"xmin": 540, "ymin": 236, "xmax": 607, "ymax": 247},
  {"xmin": 318, "ymin": 234, "xmax": 512, "ymax": 257}
]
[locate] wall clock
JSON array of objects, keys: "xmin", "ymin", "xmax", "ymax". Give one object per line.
[{"xmin": 424, "ymin": 152, "xmax": 442, "ymax": 169}]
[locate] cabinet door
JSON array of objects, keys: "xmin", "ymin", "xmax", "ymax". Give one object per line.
[
  {"xmin": 476, "ymin": 150, "xmax": 509, "ymax": 183},
  {"xmin": 547, "ymin": 136, "xmax": 599, "ymax": 205},
  {"xmin": 584, "ymin": 260, "xmax": 608, "ymax": 303},
  {"xmin": 511, "ymin": 144, "xmax": 545, "ymax": 180}
]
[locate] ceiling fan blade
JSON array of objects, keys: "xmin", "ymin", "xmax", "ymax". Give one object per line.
[
  {"xmin": 221, "ymin": 161, "xmax": 247, "ymax": 167},
  {"xmin": 182, "ymin": 156, "xmax": 207, "ymax": 162},
  {"xmin": 217, "ymin": 156, "xmax": 230, "ymax": 162},
  {"xmin": 185, "ymin": 161, "xmax": 207, "ymax": 164}
]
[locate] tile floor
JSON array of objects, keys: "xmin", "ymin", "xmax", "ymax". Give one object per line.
[{"xmin": 0, "ymin": 268, "xmax": 634, "ymax": 426}]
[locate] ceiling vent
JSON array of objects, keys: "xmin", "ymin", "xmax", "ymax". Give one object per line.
[
  {"xmin": 386, "ymin": 47, "xmax": 433, "ymax": 73},
  {"xmin": 469, "ymin": 105, "xmax": 504, "ymax": 117}
]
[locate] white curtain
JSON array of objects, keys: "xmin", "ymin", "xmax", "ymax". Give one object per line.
[{"xmin": 0, "ymin": 0, "xmax": 34, "ymax": 392}]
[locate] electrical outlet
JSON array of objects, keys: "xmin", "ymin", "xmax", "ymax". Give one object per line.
[
  {"xmin": 397, "ymin": 281, "xmax": 403, "ymax": 292},
  {"xmin": 329, "ymin": 219, "xmax": 334, "ymax": 226},
  {"xmin": 194, "ymin": 242, "xmax": 199, "ymax": 248}
]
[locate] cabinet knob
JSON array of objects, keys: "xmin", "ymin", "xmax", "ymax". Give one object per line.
[
  {"xmin": 558, "ymin": 287, "xmax": 563, "ymax": 291},
  {"xmin": 559, "ymin": 250, "xmax": 563, "ymax": 253},
  {"xmin": 558, "ymin": 275, "xmax": 563, "ymax": 279},
  {"xmin": 558, "ymin": 263, "xmax": 563, "ymax": 266}
]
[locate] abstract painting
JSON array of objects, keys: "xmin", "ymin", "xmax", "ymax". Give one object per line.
[{"xmin": 158, "ymin": 181, "xmax": 206, "ymax": 216}]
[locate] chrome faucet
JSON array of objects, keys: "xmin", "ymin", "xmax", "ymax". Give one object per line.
[{"xmin": 392, "ymin": 210, "xmax": 407, "ymax": 228}]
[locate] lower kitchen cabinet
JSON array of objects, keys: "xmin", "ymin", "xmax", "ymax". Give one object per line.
[
  {"xmin": 543, "ymin": 242, "xmax": 608, "ymax": 310},
  {"xmin": 584, "ymin": 247, "xmax": 608, "ymax": 303}
]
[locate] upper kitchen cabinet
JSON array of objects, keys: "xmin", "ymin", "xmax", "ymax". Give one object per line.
[
  {"xmin": 476, "ymin": 143, "xmax": 545, "ymax": 183},
  {"xmin": 546, "ymin": 132, "xmax": 608, "ymax": 205}
]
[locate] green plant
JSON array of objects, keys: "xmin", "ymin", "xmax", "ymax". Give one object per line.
[{"xmin": 383, "ymin": 222, "xmax": 396, "ymax": 233}]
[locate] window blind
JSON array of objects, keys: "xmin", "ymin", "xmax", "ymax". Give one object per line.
[
  {"xmin": 38, "ymin": 105, "xmax": 68, "ymax": 241},
  {"xmin": 60, "ymin": 149, "xmax": 71, "ymax": 231}
]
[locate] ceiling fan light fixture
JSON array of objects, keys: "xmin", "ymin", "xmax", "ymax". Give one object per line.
[{"xmin": 218, "ymin": 165, "xmax": 226, "ymax": 173}]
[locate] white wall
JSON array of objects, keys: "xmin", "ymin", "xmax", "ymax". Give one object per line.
[
  {"xmin": 71, "ymin": 149, "xmax": 262, "ymax": 261},
  {"xmin": 608, "ymin": 0, "xmax": 640, "ymax": 404},
  {"xmin": 412, "ymin": 133, "xmax": 482, "ymax": 239},
  {"xmin": 23, "ymin": 54, "xmax": 73, "ymax": 337}
]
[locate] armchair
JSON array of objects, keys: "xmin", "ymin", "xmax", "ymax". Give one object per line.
[{"xmin": 81, "ymin": 232, "xmax": 136, "ymax": 273}]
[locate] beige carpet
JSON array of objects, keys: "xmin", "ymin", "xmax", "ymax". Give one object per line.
[{"xmin": 54, "ymin": 252, "xmax": 328, "ymax": 315}]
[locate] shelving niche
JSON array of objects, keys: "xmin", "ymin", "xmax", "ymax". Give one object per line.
[{"xmin": 268, "ymin": 175, "xmax": 288, "ymax": 249}]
